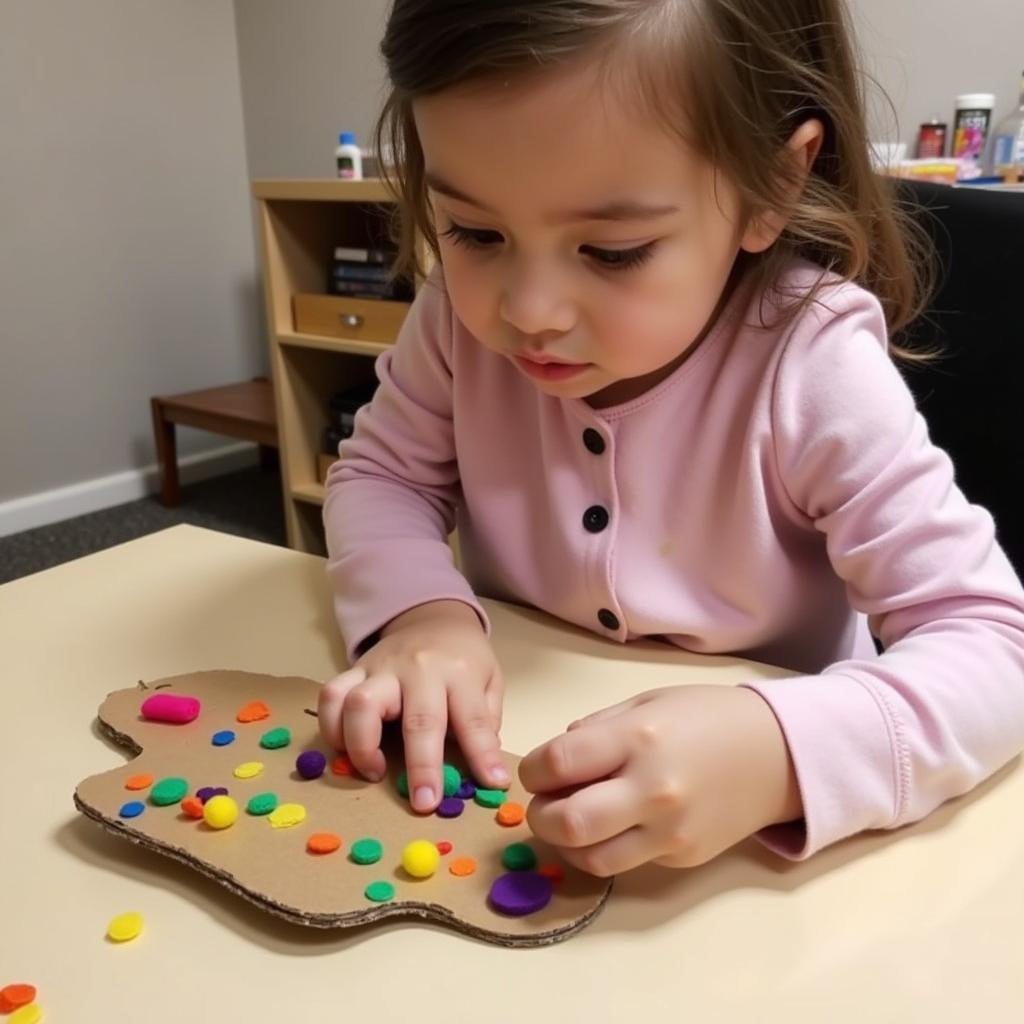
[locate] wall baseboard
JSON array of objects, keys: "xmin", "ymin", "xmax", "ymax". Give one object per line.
[{"xmin": 0, "ymin": 442, "xmax": 260, "ymax": 538}]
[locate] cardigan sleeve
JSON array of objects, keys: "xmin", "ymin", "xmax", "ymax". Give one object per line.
[
  {"xmin": 743, "ymin": 286, "xmax": 1024, "ymax": 859},
  {"xmin": 323, "ymin": 269, "xmax": 489, "ymax": 662}
]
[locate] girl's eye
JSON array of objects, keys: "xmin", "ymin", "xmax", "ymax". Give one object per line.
[
  {"xmin": 440, "ymin": 223, "xmax": 503, "ymax": 248},
  {"xmin": 440, "ymin": 221, "xmax": 657, "ymax": 272},
  {"xmin": 580, "ymin": 243, "xmax": 657, "ymax": 271}
]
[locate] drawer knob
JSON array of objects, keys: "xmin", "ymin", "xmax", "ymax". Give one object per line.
[{"xmin": 340, "ymin": 312, "xmax": 364, "ymax": 329}]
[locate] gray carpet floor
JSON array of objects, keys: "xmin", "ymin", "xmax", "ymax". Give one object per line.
[{"xmin": 0, "ymin": 465, "xmax": 286, "ymax": 585}]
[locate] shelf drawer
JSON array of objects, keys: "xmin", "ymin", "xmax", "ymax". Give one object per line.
[{"xmin": 292, "ymin": 293, "xmax": 409, "ymax": 345}]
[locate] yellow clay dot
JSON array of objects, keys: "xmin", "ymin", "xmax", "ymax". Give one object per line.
[
  {"xmin": 233, "ymin": 761, "xmax": 264, "ymax": 779},
  {"xmin": 203, "ymin": 794, "xmax": 239, "ymax": 829},
  {"xmin": 268, "ymin": 802, "xmax": 306, "ymax": 829},
  {"xmin": 10, "ymin": 1005, "xmax": 42, "ymax": 1024},
  {"xmin": 402, "ymin": 839, "xmax": 440, "ymax": 878},
  {"xmin": 107, "ymin": 911, "xmax": 144, "ymax": 942}
]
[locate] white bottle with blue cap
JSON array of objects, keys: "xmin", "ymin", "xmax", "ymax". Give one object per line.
[{"xmin": 335, "ymin": 131, "xmax": 363, "ymax": 180}]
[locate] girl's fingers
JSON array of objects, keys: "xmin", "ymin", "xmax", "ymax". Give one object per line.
[
  {"xmin": 342, "ymin": 671, "xmax": 402, "ymax": 782},
  {"xmin": 484, "ymin": 667, "xmax": 505, "ymax": 735},
  {"xmin": 526, "ymin": 776, "xmax": 638, "ymax": 849},
  {"xmin": 518, "ymin": 716, "xmax": 629, "ymax": 795},
  {"xmin": 566, "ymin": 692, "xmax": 648, "ymax": 732},
  {"xmin": 448, "ymin": 681, "xmax": 509, "ymax": 792},
  {"xmin": 401, "ymin": 680, "xmax": 449, "ymax": 813},
  {"xmin": 557, "ymin": 825, "xmax": 657, "ymax": 879},
  {"xmin": 317, "ymin": 666, "xmax": 367, "ymax": 751}
]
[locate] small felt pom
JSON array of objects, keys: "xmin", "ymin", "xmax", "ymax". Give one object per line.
[
  {"xmin": 141, "ymin": 693, "xmax": 201, "ymax": 724},
  {"xmin": 295, "ymin": 750, "xmax": 327, "ymax": 779},
  {"xmin": 488, "ymin": 872, "xmax": 553, "ymax": 916}
]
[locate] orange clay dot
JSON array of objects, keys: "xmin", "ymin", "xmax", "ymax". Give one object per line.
[
  {"xmin": 449, "ymin": 856, "xmax": 477, "ymax": 877},
  {"xmin": 0, "ymin": 985, "xmax": 37, "ymax": 1013},
  {"xmin": 307, "ymin": 832, "xmax": 342, "ymax": 854},
  {"xmin": 436, "ymin": 840, "xmax": 453, "ymax": 855},
  {"xmin": 236, "ymin": 700, "xmax": 271, "ymax": 723},
  {"xmin": 496, "ymin": 801, "xmax": 525, "ymax": 826},
  {"xmin": 330, "ymin": 754, "xmax": 354, "ymax": 775},
  {"xmin": 180, "ymin": 796, "xmax": 205, "ymax": 819},
  {"xmin": 538, "ymin": 863, "xmax": 565, "ymax": 884},
  {"xmin": 125, "ymin": 774, "xmax": 153, "ymax": 791}
]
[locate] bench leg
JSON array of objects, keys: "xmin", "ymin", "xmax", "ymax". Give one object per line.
[{"xmin": 150, "ymin": 398, "xmax": 180, "ymax": 506}]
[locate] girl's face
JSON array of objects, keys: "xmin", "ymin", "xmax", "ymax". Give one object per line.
[{"xmin": 414, "ymin": 58, "xmax": 759, "ymax": 407}]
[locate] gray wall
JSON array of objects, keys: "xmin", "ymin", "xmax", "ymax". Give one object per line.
[
  {"xmin": 233, "ymin": 0, "xmax": 1024, "ymax": 179},
  {"xmin": 0, "ymin": 0, "xmax": 261, "ymax": 506},
  {"xmin": 234, "ymin": 0, "xmax": 388, "ymax": 179},
  {"xmin": 4, "ymin": 0, "xmax": 1021, "ymax": 518},
  {"xmin": 853, "ymin": 1, "xmax": 1024, "ymax": 149}
]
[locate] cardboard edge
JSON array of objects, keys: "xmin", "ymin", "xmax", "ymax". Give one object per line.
[{"xmin": 72, "ymin": 793, "xmax": 610, "ymax": 947}]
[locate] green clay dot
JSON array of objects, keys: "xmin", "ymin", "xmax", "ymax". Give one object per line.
[
  {"xmin": 396, "ymin": 772, "xmax": 409, "ymax": 798},
  {"xmin": 350, "ymin": 838, "xmax": 383, "ymax": 865},
  {"xmin": 474, "ymin": 788, "xmax": 507, "ymax": 808},
  {"xmin": 259, "ymin": 727, "xmax": 291, "ymax": 750},
  {"xmin": 442, "ymin": 764, "xmax": 462, "ymax": 798},
  {"xmin": 365, "ymin": 880, "xmax": 395, "ymax": 903},
  {"xmin": 502, "ymin": 842, "xmax": 537, "ymax": 871},
  {"xmin": 150, "ymin": 777, "xmax": 188, "ymax": 806},
  {"xmin": 247, "ymin": 792, "xmax": 279, "ymax": 815}
]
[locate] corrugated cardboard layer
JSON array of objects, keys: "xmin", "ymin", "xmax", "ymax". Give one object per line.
[{"xmin": 74, "ymin": 670, "xmax": 612, "ymax": 946}]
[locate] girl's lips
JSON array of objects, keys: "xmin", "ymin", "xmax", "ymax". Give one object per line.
[{"xmin": 514, "ymin": 355, "xmax": 590, "ymax": 382}]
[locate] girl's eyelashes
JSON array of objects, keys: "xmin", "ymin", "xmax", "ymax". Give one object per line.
[
  {"xmin": 439, "ymin": 221, "xmax": 657, "ymax": 272},
  {"xmin": 440, "ymin": 222, "xmax": 503, "ymax": 249}
]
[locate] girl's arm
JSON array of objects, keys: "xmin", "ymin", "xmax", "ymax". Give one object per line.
[
  {"xmin": 746, "ymin": 289, "xmax": 1024, "ymax": 859},
  {"xmin": 323, "ymin": 268, "xmax": 489, "ymax": 662}
]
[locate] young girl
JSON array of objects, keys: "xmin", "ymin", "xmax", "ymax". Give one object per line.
[{"xmin": 318, "ymin": 0, "xmax": 1024, "ymax": 875}]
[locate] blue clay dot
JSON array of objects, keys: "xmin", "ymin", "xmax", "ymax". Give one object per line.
[
  {"xmin": 119, "ymin": 801, "xmax": 145, "ymax": 818},
  {"xmin": 212, "ymin": 730, "xmax": 236, "ymax": 746}
]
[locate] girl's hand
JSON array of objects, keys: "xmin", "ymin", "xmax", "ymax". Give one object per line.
[
  {"xmin": 317, "ymin": 600, "xmax": 509, "ymax": 813},
  {"xmin": 518, "ymin": 685, "xmax": 803, "ymax": 876}
]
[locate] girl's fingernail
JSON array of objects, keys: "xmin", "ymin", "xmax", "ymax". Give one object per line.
[
  {"xmin": 491, "ymin": 765, "xmax": 510, "ymax": 784},
  {"xmin": 414, "ymin": 786, "xmax": 434, "ymax": 809}
]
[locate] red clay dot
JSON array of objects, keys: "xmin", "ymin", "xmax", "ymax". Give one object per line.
[
  {"xmin": 330, "ymin": 754, "xmax": 354, "ymax": 776},
  {"xmin": 436, "ymin": 841, "xmax": 453, "ymax": 855},
  {"xmin": 0, "ymin": 984, "xmax": 37, "ymax": 1013},
  {"xmin": 181, "ymin": 796, "xmax": 205, "ymax": 819},
  {"xmin": 537, "ymin": 863, "xmax": 565, "ymax": 884}
]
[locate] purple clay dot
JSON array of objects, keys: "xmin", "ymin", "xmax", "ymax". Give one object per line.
[
  {"xmin": 488, "ymin": 872, "xmax": 554, "ymax": 917},
  {"xmin": 196, "ymin": 786, "xmax": 228, "ymax": 804},
  {"xmin": 456, "ymin": 781, "xmax": 476, "ymax": 800},
  {"xmin": 296, "ymin": 750, "xmax": 327, "ymax": 780},
  {"xmin": 436, "ymin": 797, "xmax": 465, "ymax": 818}
]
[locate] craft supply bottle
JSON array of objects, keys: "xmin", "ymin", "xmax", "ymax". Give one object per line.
[
  {"xmin": 951, "ymin": 93, "xmax": 996, "ymax": 165},
  {"xmin": 915, "ymin": 117, "xmax": 947, "ymax": 158},
  {"xmin": 986, "ymin": 71, "xmax": 1024, "ymax": 182},
  {"xmin": 336, "ymin": 131, "xmax": 363, "ymax": 180}
]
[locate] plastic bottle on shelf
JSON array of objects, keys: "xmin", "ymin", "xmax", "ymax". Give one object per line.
[
  {"xmin": 986, "ymin": 72, "xmax": 1024, "ymax": 182},
  {"xmin": 335, "ymin": 131, "xmax": 363, "ymax": 180}
]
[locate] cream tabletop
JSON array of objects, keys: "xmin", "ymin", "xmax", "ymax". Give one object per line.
[{"xmin": 1, "ymin": 524, "xmax": 1021, "ymax": 1022}]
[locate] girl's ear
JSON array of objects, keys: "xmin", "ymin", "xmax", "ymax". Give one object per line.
[{"xmin": 739, "ymin": 118, "xmax": 825, "ymax": 255}]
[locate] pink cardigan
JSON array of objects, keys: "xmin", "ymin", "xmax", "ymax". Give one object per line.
[{"xmin": 324, "ymin": 260, "xmax": 1024, "ymax": 859}]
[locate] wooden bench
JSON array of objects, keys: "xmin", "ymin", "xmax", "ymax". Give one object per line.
[{"xmin": 150, "ymin": 379, "xmax": 278, "ymax": 506}]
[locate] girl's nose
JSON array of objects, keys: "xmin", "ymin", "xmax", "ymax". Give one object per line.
[{"xmin": 498, "ymin": 263, "xmax": 576, "ymax": 337}]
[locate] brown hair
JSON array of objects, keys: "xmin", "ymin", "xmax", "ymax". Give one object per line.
[{"xmin": 374, "ymin": 0, "xmax": 936, "ymax": 361}]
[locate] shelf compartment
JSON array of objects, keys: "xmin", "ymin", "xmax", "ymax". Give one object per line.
[{"xmin": 293, "ymin": 293, "xmax": 409, "ymax": 345}]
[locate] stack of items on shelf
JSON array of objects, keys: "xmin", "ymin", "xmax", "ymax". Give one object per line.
[
  {"xmin": 329, "ymin": 246, "xmax": 414, "ymax": 302},
  {"xmin": 317, "ymin": 380, "xmax": 380, "ymax": 485}
]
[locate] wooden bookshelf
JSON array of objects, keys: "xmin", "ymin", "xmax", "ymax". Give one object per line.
[{"xmin": 251, "ymin": 178, "xmax": 423, "ymax": 554}]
